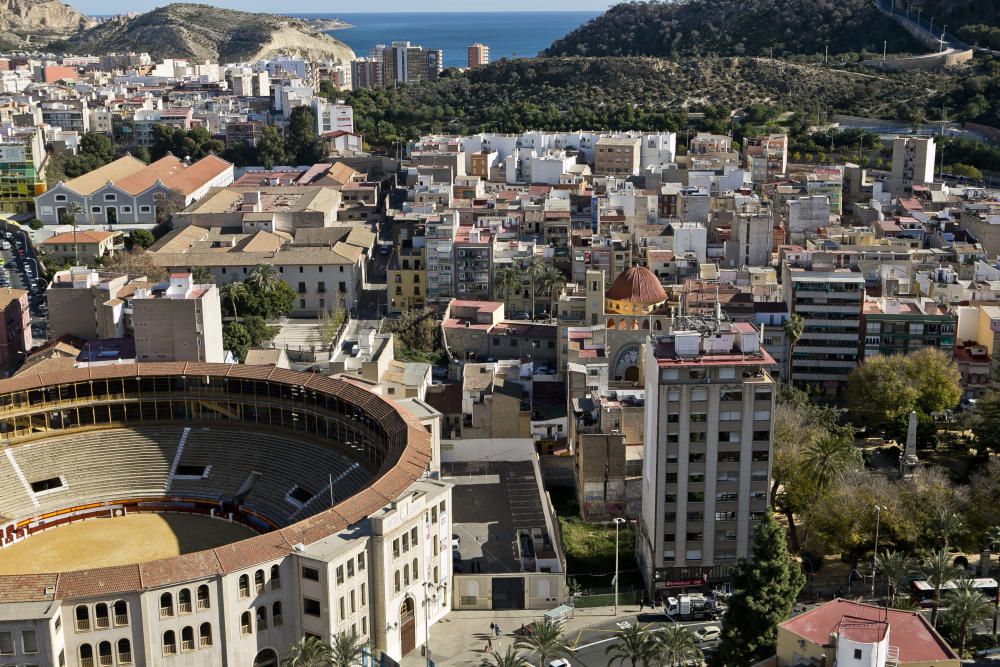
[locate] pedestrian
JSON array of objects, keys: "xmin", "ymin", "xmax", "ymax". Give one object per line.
[
  {"xmin": 487, "ymin": 638, "xmax": 493, "ymax": 652},
  {"xmin": 639, "ymin": 598, "xmax": 644, "ymax": 611},
  {"xmin": 489, "ymin": 622, "xmax": 495, "ymax": 636},
  {"xmin": 495, "ymin": 625, "xmax": 501, "ymax": 639}
]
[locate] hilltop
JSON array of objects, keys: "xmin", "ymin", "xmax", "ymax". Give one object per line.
[
  {"xmin": 0, "ymin": 0, "xmax": 93, "ymax": 45},
  {"xmin": 51, "ymin": 3, "xmax": 355, "ymax": 63},
  {"xmin": 545, "ymin": 0, "xmax": 923, "ymax": 58}
]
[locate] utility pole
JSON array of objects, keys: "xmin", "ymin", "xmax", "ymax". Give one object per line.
[
  {"xmin": 871, "ymin": 505, "xmax": 883, "ymax": 598},
  {"xmin": 883, "ymin": 40, "xmax": 887, "ymax": 61},
  {"xmin": 824, "ymin": 44, "xmax": 828, "ymax": 64},
  {"xmin": 612, "ymin": 517, "xmax": 625, "ymax": 616}
]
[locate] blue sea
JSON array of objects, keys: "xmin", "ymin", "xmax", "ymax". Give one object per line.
[{"xmin": 291, "ymin": 12, "xmax": 599, "ymax": 68}]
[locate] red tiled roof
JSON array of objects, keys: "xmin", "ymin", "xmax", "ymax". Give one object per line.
[
  {"xmin": 780, "ymin": 599, "xmax": 958, "ymax": 663},
  {"xmin": 607, "ymin": 266, "xmax": 668, "ymax": 304}
]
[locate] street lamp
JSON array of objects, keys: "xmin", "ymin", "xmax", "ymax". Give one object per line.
[
  {"xmin": 613, "ymin": 517, "xmax": 626, "ymax": 616},
  {"xmin": 871, "ymin": 505, "xmax": 884, "ymax": 598}
]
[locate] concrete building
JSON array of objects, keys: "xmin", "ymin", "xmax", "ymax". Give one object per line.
[
  {"xmin": 744, "ymin": 134, "xmax": 788, "ymax": 185},
  {"xmin": 786, "ymin": 195, "xmax": 831, "ymax": 244},
  {"xmin": 46, "ymin": 268, "xmax": 224, "ymax": 363},
  {"xmin": 35, "ymin": 155, "xmax": 234, "ymax": 226},
  {"xmin": 773, "ymin": 599, "xmax": 959, "ymax": 667},
  {"xmin": 372, "ymin": 42, "xmax": 443, "ymax": 85},
  {"xmin": 640, "ymin": 318, "xmax": 774, "ymax": 592},
  {"xmin": 725, "ymin": 201, "xmax": 773, "ymax": 268},
  {"xmin": 0, "ymin": 288, "xmax": 31, "ymax": 371},
  {"xmin": 131, "ymin": 272, "xmax": 225, "ymax": 363},
  {"xmin": 39, "ymin": 230, "xmax": 122, "ymax": 264},
  {"xmin": 595, "ymin": 136, "xmax": 641, "ymax": 177},
  {"xmin": 467, "ymin": 43, "xmax": 490, "ymax": 68},
  {"xmin": 783, "ymin": 261, "xmax": 865, "ymax": 396},
  {"xmin": 311, "ymin": 99, "xmax": 355, "ymax": 135},
  {"xmin": 0, "ymin": 124, "xmax": 46, "ymax": 213},
  {"xmin": 890, "ymin": 136, "xmax": 936, "ymax": 199},
  {"xmin": 860, "ymin": 295, "xmax": 955, "ymax": 360}
]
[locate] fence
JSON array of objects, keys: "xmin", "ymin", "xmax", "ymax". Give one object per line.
[{"xmin": 572, "ymin": 587, "xmax": 642, "ymax": 608}]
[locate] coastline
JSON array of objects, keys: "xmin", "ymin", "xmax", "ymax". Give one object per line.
[{"xmin": 297, "ymin": 18, "xmax": 353, "ymax": 30}]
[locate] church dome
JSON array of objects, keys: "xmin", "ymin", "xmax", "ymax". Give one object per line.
[{"xmin": 606, "ymin": 265, "xmax": 668, "ymax": 305}]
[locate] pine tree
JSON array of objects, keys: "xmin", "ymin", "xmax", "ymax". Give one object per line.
[{"xmin": 713, "ymin": 512, "xmax": 805, "ymax": 667}]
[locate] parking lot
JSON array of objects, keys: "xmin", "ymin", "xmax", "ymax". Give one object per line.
[{"xmin": 0, "ymin": 221, "xmax": 48, "ymax": 343}]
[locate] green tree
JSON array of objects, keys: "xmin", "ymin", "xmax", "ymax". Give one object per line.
[
  {"xmin": 928, "ymin": 508, "xmax": 964, "ymax": 551},
  {"xmin": 846, "ymin": 355, "xmax": 919, "ymax": 429},
  {"xmin": 876, "ymin": 550, "xmax": 912, "ymax": 601},
  {"xmin": 525, "ymin": 256, "xmax": 546, "ymax": 319},
  {"xmin": 906, "ymin": 348, "xmax": 962, "ymax": 415},
  {"xmin": 247, "ymin": 263, "xmax": 282, "ymax": 294},
  {"xmin": 192, "ymin": 266, "xmax": 215, "ymax": 283},
  {"xmin": 714, "ymin": 512, "xmax": 805, "ymax": 667},
  {"xmin": 943, "ymin": 578, "xmax": 995, "ymax": 657},
  {"xmin": 494, "ymin": 266, "xmax": 524, "ymax": 311},
  {"xmin": 127, "ymin": 229, "xmax": 155, "ymax": 249},
  {"xmin": 257, "ymin": 124, "xmax": 288, "ymax": 169},
  {"xmin": 536, "ymin": 266, "xmax": 567, "ymax": 317},
  {"xmin": 241, "ymin": 281, "xmax": 296, "ymax": 319},
  {"xmin": 223, "ymin": 322, "xmax": 253, "ymax": 362},
  {"xmin": 480, "ymin": 645, "xmax": 529, "ymax": 667},
  {"xmin": 220, "ymin": 281, "xmax": 248, "ymax": 320},
  {"xmin": 514, "ymin": 619, "xmax": 571, "ymax": 667},
  {"xmin": 282, "ymin": 635, "xmax": 332, "ymax": 667},
  {"xmin": 922, "ymin": 549, "xmax": 960, "ymax": 628},
  {"xmin": 386, "ymin": 308, "xmax": 441, "ymax": 357},
  {"xmin": 948, "ymin": 163, "xmax": 984, "ymax": 182},
  {"xmin": 802, "ymin": 432, "xmax": 862, "ymax": 496},
  {"xmin": 605, "ymin": 623, "xmax": 654, "ymax": 666},
  {"xmin": 243, "ymin": 315, "xmax": 279, "ymax": 348},
  {"xmin": 79, "ymin": 132, "xmax": 114, "ymax": 163},
  {"xmin": 782, "ymin": 313, "xmax": 804, "ymax": 383},
  {"xmin": 287, "ymin": 106, "xmax": 326, "ymax": 165},
  {"xmin": 653, "ymin": 625, "xmax": 703, "ymax": 666},
  {"xmin": 970, "ymin": 390, "xmax": 1000, "ymax": 456},
  {"xmin": 103, "ymin": 248, "xmax": 167, "ymax": 282},
  {"xmin": 329, "ymin": 630, "xmax": 367, "ymax": 667},
  {"xmin": 60, "ymin": 202, "xmax": 83, "ymax": 265}
]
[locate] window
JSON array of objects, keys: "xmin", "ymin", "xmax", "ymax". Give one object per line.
[
  {"xmin": 104, "ymin": 194, "xmax": 116, "ymax": 201},
  {"xmin": 402, "ymin": 533, "xmax": 409, "ymax": 552},
  {"xmin": 140, "ymin": 205, "xmax": 151, "ymax": 213},
  {"xmin": 122, "ymin": 206, "xmax": 132, "ymax": 213},
  {"xmin": 91, "ymin": 206, "xmax": 101, "ymax": 213},
  {"xmin": 753, "ymin": 410, "xmax": 771, "ymax": 421},
  {"xmin": 272, "ymin": 602, "xmax": 283, "ymax": 627},
  {"xmin": 162, "ymin": 630, "xmax": 177, "ymax": 656},
  {"xmin": 181, "ymin": 626, "xmax": 194, "ymax": 652},
  {"xmin": 240, "ymin": 612, "xmax": 252, "ymax": 635},
  {"xmin": 718, "ymin": 452, "xmax": 740, "ymax": 463},
  {"xmin": 299, "ymin": 266, "xmax": 304, "ymax": 273},
  {"xmin": 75, "ymin": 605, "xmax": 90, "ymax": 632},
  {"xmin": 55, "ymin": 194, "xmax": 67, "ymax": 202},
  {"xmin": 404, "ymin": 564, "xmax": 410, "ymax": 586},
  {"xmin": 753, "ymin": 431, "xmax": 770, "ymax": 442},
  {"xmin": 79, "ymin": 644, "xmax": 94, "ymax": 666},
  {"xmin": 720, "ymin": 390, "xmax": 742, "ymax": 402},
  {"xmin": 854, "ymin": 649, "xmax": 863, "ymax": 660},
  {"xmin": 689, "ymin": 453, "xmax": 704, "ymax": 463},
  {"xmin": 302, "ymin": 566, "xmax": 320, "ymax": 582},
  {"xmin": 362, "ymin": 617, "xmax": 368, "ymax": 636},
  {"xmin": 300, "ymin": 299, "xmax": 306, "ymax": 309},
  {"xmin": 95, "ymin": 602, "xmax": 110, "ymax": 629},
  {"xmin": 361, "ymin": 582, "xmax": 367, "ymax": 606},
  {"xmin": 196, "ymin": 585, "xmax": 210, "ymax": 610},
  {"xmin": 238, "ymin": 574, "xmax": 250, "ymax": 598},
  {"xmin": 199, "ymin": 623, "xmax": 213, "ymax": 648},
  {"xmin": 752, "ymin": 451, "xmax": 770, "ymax": 462},
  {"xmin": 318, "ymin": 281, "xmax": 326, "ymax": 293},
  {"xmin": 178, "ymin": 588, "xmax": 192, "ymax": 614},
  {"xmin": 30, "ymin": 476, "xmax": 63, "ymax": 493},
  {"xmin": 159, "ymin": 592, "xmax": 174, "ymax": 618},
  {"xmin": 117, "ymin": 639, "xmax": 132, "ymax": 665},
  {"xmin": 337, "ymin": 565, "xmax": 345, "ymax": 584},
  {"xmin": 270, "ymin": 564, "xmax": 281, "ymax": 590},
  {"xmin": 339, "ymin": 596, "xmax": 346, "ymax": 621},
  {"xmin": 298, "ymin": 281, "xmax": 306, "ymax": 293},
  {"xmin": 303, "ymin": 598, "xmax": 322, "ymax": 617},
  {"xmin": 687, "ymin": 492, "xmax": 705, "ymax": 502},
  {"xmin": 347, "ymin": 559, "xmax": 355, "ymax": 578},
  {"xmin": 254, "ymin": 569, "xmax": 265, "ymax": 593},
  {"xmin": 394, "ymin": 571, "xmax": 401, "ymax": 593},
  {"xmin": 256, "ymin": 606, "xmax": 268, "ymax": 631},
  {"xmin": 0, "ymin": 631, "xmax": 12, "ymax": 655}
]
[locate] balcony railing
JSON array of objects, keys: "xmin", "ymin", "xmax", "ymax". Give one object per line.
[
  {"xmin": 95, "ymin": 616, "xmax": 110, "ymax": 630},
  {"xmin": 99, "ymin": 654, "xmax": 113, "ymax": 667},
  {"xmin": 181, "ymin": 639, "xmax": 195, "ymax": 652},
  {"xmin": 118, "ymin": 652, "xmax": 132, "ymax": 665},
  {"xmin": 179, "ymin": 601, "xmax": 192, "ymax": 614},
  {"xmin": 115, "ymin": 614, "xmax": 129, "ymax": 626}
]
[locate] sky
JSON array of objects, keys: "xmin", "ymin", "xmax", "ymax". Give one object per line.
[{"xmin": 74, "ymin": 0, "xmax": 613, "ymax": 14}]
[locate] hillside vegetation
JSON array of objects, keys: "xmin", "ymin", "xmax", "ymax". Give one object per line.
[
  {"xmin": 545, "ymin": 0, "xmax": 923, "ymax": 58},
  {"xmin": 50, "ymin": 3, "xmax": 355, "ymax": 63},
  {"xmin": 340, "ymin": 56, "xmax": 979, "ymax": 144},
  {"xmin": 897, "ymin": 0, "xmax": 1000, "ymax": 48}
]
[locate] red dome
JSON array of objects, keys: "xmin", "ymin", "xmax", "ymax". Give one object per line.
[{"xmin": 606, "ymin": 266, "xmax": 668, "ymax": 305}]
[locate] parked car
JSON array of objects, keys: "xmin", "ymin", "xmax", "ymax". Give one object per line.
[
  {"xmin": 510, "ymin": 311, "xmax": 530, "ymax": 320},
  {"xmin": 693, "ymin": 626, "xmax": 721, "ymax": 643}
]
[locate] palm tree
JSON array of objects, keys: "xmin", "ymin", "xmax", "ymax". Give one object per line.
[
  {"xmin": 653, "ymin": 625, "xmax": 702, "ymax": 667},
  {"xmin": 329, "ymin": 630, "xmax": 367, "ymax": 667},
  {"xmin": 494, "ymin": 266, "xmax": 524, "ymax": 312},
  {"xmin": 282, "ymin": 635, "xmax": 332, "ymax": 667},
  {"xmin": 928, "ymin": 508, "xmax": 964, "ymax": 550},
  {"xmin": 876, "ymin": 550, "xmax": 912, "ymax": 601},
  {"xmin": 192, "ymin": 266, "xmax": 215, "ymax": 284},
  {"xmin": 605, "ymin": 623, "xmax": 653, "ymax": 667},
  {"xmin": 514, "ymin": 619, "xmax": 571, "ymax": 667},
  {"xmin": 802, "ymin": 432, "xmax": 861, "ymax": 494},
  {"xmin": 922, "ymin": 549, "xmax": 960, "ymax": 627},
  {"xmin": 220, "ymin": 281, "xmax": 248, "ymax": 321},
  {"xmin": 525, "ymin": 256, "xmax": 546, "ymax": 319},
  {"xmin": 61, "ymin": 202, "xmax": 83, "ymax": 265},
  {"xmin": 480, "ymin": 645, "xmax": 529, "ymax": 667},
  {"xmin": 535, "ymin": 266, "xmax": 567, "ymax": 318},
  {"xmin": 783, "ymin": 313, "xmax": 804, "ymax": 383},
  {"xmin": 943, "ymin": 577, "xmax": 995, "ymax": 657},
  {"xmin": 247, "ymin": 262, "xmax": 282, "ymax": 293}
]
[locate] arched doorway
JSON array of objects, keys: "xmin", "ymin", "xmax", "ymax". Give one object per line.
[
  {"xmin": 253, "ymin": 648, "xmax": 278, "ymax": 667},
  {"xmin": 400, "ymin": 597, "xmax": 416, "ymax": 655}
]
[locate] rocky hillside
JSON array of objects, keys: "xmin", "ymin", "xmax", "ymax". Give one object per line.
[
  {"xmin": 53, "ymin": 3, "xmax": 355, "ymax": 63},
  {"xmin": 0, "ymin": 0, "xmax": 93, "ymax": 37},
  {"xmin": 545, "ymin": 0, "xmax": 922, "ymax": 57}
]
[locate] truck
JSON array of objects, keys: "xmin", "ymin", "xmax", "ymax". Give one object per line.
[{"xmin": 664, "ymin": 594, "xmax": 723, "ymax": 621}]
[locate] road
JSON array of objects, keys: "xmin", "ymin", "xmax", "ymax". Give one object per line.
[{"xmin": 0, "ymin": 219, "xmax": 47, "ymax": 344}]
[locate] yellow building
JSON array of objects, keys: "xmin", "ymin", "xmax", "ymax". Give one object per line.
[
  {"xmin": 594, "ymin": 136, "xmax": 641, "ymax": 176},
  {"xmin": 388, "ymin": 241, "xmax": 426, "ymax": 313}
]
